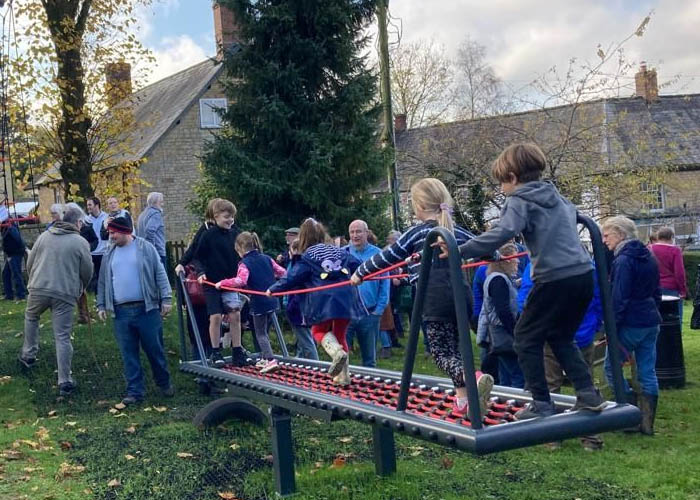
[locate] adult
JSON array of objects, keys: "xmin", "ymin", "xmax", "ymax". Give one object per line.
[
  {"xmin": 18, "ymin": 205, "xmax": 93, "ymax": 396},
  {"xmin": 137, "ymin": 192, "xmax": 166, "ymax": 270},
  {"xmin": 650, "ymin": 226, "xmax": 687, "ymax": 319},
  {"xmin": 276, "ymin": 227, "xmax": 299, "ymax": 268},
  {"xmin": 97, "ymin": 216, "xmax": 173, "ymax": 405},
  {"xmin": 602, "ymin": 216, "xmax": 661, "ymax": 435},
  {"xmin": 85, "ymin": 197, "xmax": 109, "ymax": 292},
  {"xmin": 386, "ymin": 230, "xmax": 406, "ymax": 341},
  {"xmin": 345, "ymin": 220, "xmax": 389, "ymax": 367},
  {"xmin": 47, "ymin": 203, "xmax": 64, "ymax": 231},
  {"xmin": 100, "ymin": 196, "xmax": 133, "ymax": 240},
  {"xmin": 2, "ymin": 220, "xmax": 26, "ymax": 301}
]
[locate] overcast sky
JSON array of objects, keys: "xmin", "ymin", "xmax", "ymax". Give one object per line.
[{"xmin": 138, "ymin": 0, "xmax": 698, "ymax": 95}]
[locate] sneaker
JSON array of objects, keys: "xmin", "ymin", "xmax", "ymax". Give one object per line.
[
  {"xmin": 121, "ymin": 395, "xmax": 144, "ymax": 406},
  {"xmin": 515, "ymin": 400, "xmax": 556, "ymax": 420},
  {"xmin": 230, "ymin": 347, "xmax": 251, "ymax": 368},
  {"xmin": 255, "ymin": 359, "xmax": 268, "ymax": 368},
  {"xmin": 160, "ymin": 385, "xmax": 175, "ymax": 397},
  {"xmin": 58, "ymin": 382, "xmax": 76, "ymax": 397},
  {"xmin": 210, "ymin": 350, "xmax": 226, "ymax": 368},
  {"xmin": 476, "ymin": 373, "xmax": 494, "ymax": 415},
  {"xmin": 18, "ymin": 355, "xmax": 36, "ymax": 369},
  {"xmin": 572, "ymin": 388, "xmax": 608, "ymax": 412},
  {"xmin": 260, "ymin": 359, "xmax": 281, "ymax": 374}
]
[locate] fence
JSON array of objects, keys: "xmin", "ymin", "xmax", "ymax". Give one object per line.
[{"xmin": 165, "ymin": 240, "xmax": 188, "ymax": 283}]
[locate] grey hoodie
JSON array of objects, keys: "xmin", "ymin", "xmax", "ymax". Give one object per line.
[
  {"xmin": 459, "ymin": 181, "xmax": 592, "ymax": 283},
  {"xmin": 26, "ymin": 221, "xmax": 93, "ymax": 304}
]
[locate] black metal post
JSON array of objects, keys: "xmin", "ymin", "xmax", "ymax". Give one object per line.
[
  {"xmin": 175, "ymin": 275, "xmax": 188, "ymax": 362},
  {"xmin": 178, "ymin": 272, "xmax": 209, "ymax": 367},
  {"xmin": 577, "ymin": 214, "xmax": 626, "ymax": 403},
  {"xmin": 270, "ymin": 311, "xmax": 289, "ymax": 358},
  {"xmin": 270, "ymin": 406, "xmax": 295, "ymax": 496},
  {"xmin": 372, "ymin": 424, "xmax": 396, "ymax": 476}
]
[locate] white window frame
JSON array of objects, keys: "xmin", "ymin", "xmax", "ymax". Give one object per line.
[
  {"xmin": 199, "ymin": 98, "xmax": 227, "ymax": 129},
  {"xmin": 640, "ymin": 182, "xmax": 665, "ymax": 213}
]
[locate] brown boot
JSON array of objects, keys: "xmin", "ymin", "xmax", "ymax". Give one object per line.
[
  {"xmin": 639, "ymin": 393, "xmax": 658, "ymax": 436},
  {"xmin": 77, "ymin": 293, "xmax": 90, "ymax": 324}
]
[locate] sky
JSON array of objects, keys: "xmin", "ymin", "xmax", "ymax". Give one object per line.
[{"xmin": 136, "ymin": 0, "xmax": 700, "ymax": 96}]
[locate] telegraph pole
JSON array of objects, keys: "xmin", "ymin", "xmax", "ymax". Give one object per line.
[{"xmin": 377, "ymin": 0, "xmax": 401, "ymax": 230}]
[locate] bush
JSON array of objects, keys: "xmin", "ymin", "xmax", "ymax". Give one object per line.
[{"xmin": 683, "ymin": 251, "xmax": 700, "ymax": 300}]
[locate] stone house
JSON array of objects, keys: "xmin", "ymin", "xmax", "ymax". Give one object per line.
[{"xmin": 35, "ymin": 2, "xmax": 239, "ymax": 243}]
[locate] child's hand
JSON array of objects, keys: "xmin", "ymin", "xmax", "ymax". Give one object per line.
[
  {"xmin": 197, "ymin": 274, "xmax": 207, "ymax": 284},
  {"xmin": 431, "ymin": 237, "xmax": 449, "ymax": 259},
  {"xmin": 215, "ymin": 281, "xmax": 222, "ymax": 290},
  {"xmin": 265, "ymin": 289, "xmax": 272, "ymax": 297},
  {"xmin": 350, "ymin": 273, "xmax": 362, "ymax": 286}
]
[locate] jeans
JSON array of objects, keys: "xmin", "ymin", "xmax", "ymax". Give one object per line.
[
  {"xmin": 392, "ymin": 306, "xmax": 404, "ymax": 336},
  {"xmin": 379, "ymin": 330, "xmax": 392, "ymax": 348},
  {"xmin": 3, "ymin": 255, "xmax": 26, "ymax": 299},
  {"xmin": 113, "ymin": 303, "xmax": 171, "ymax": 398},
  {"xmin": 252, "ymin": 313, "xmax": 275, "ymax": 359},
  {"xmin": 497, "ymin": 353, "xmax": 525, "ymax": 389},
  {"xmin": 347, "ymin": 315, "xmax": 380, "ymax": 367},
  {"xmin": 21, "ymin": 294, "xmax": 74, "ymax": 384},
  {"xmin": 605, "ymin": 325, "xmax": 660, "ymax": 396},
  {"xmin": 292, "ymin": 326, "xmax": 319, "ymax": 360}
]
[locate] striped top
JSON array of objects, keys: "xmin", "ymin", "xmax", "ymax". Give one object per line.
[{"xmin": 355, "ymin": 221, "xmax": 474, "ymax": 284}]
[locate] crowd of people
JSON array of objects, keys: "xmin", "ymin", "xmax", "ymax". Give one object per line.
[{"xmin": 2, "ymin": 142, "xmax": 684, "ymax": 440}]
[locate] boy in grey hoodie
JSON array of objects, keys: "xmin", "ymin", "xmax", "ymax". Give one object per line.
[{"xmin": 456, "ymin": 143, "xmax": 606, "ymax": 419}]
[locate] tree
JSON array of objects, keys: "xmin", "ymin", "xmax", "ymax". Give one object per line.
[
  {"xmin": 389, "ymin": 38, "xmax": 454, "ymax": 128},
  {"xmin": 453, "ymin": 36, "xmax": 505, "ymax": 120},
  {"xmin": 12, "ymin": 0, "xmax": 153, "ymax": 201},
  {"xmin": 199, "ymin": 0, "xmax": 388, "ymax": 246}
]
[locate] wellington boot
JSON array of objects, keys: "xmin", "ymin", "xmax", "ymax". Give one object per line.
[
  {"xmin": 333, "ymin": 361, "xmax": 351, "ymax": 386},
  {"xmin": 321, "ymin": 332, "xmax": 348, "ymax": 377},
  {"xmin": 639, "ymin": 393, "xmax": 658, "ymax": 436}
]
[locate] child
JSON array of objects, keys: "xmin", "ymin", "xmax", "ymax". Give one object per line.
[
  {"xmin": 285, "ymin": 239, "xmax": 320, "ymax": 360},
  {"xmin": 216, "ymin": 232, "xmax": 287, "ymax": 373},
  {"xmin": 477, "ymin": 242, "xmax": 524, "ymax": 388},
  {"xmin": 268, "ymin": 218, "xmax": 366, "ymax": 385},
  {"xmin": 194, "ymin": 199, "xmax": 246, "ymax": 368},
  {"xmin": 351, "ymin": 178, "xmax": 494, "ymax": 417},
  {"xmin": 445, "ymin": 143, "xmax": 606, "ymax": 419}
]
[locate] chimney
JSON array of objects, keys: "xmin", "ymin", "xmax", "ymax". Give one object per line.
[
  {"xmin": 635, "ymin": 62, "xmax": 658, "ymax": 103},
  {"xmin": 105, "ymin": 61, "xmax": 132, "ymax": 108},
  {"xmin": 213, "ymin": 1, "xmax": 242, "ymax": 61},
  {"xmin": 394, "ymin": 113, "xmax": 407, "ymax": 133}
]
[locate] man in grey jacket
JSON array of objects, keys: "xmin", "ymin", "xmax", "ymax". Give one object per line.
[
  {"xmin": 97, "ymin": 216, "xmax": 173, "ymax": 405},
  {"xmin": 18, "ymin": 204, "xmax": 93, "ymax": 396},
  {"xmin": 137, "ymin": 192, "xmax": 166, "ymax": 270}
]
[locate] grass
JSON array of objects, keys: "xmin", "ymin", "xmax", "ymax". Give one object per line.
[{"xmin": 1, "ymin": 296, "xmax": 699, "ymax": 499}]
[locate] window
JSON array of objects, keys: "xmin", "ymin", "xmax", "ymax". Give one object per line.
[
  {"xmin": 199, "ymin": 98, "xmax": 227, "ymax": 129},
  {"xmin": 640, "ymin": 182, "xmax": 664, "ymax": 212}
]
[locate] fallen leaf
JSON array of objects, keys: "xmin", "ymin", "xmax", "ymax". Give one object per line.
[
  {"xmin": 107, "ymin": 478, "xmax": 121, "ymax": 488},
  {"xmin": 229, "ymin": 443, "xmax": 240, "ymax": 451},
  {"xmin": 262, "ymin": 454, "xmax": 273, "ymax": 463},
  {"xmin": 217, "ymin": 492, "xmax": 238, "ymax": 500},
  {"xmin": 338, "ymin": 436, "xmax": 353, "ymax": 443},
  {"xmin": 0, "ymin": 375, "xmax": 11, "ymax": 385},
  {"xmin": 47, "ymin": 410, "xmax": 57, "ymax": 417},
  {"xmin": 113, "ymin": 413, "xmax": 127, "ymax": 418},
  {"xmin": 1, "ymin": 449, "xmax": 23, "ymax": 460},
  {"xmin": 60, "ymin": 441, "xmax": 73, "ymax": 451},
  {"xmin": 65, "ymin": 421, "xmax": 78, "ymax": 427},
  {"xmin": 114, "ymin": 403, "xmax": 126, "ymax": 410},
  {"xmin": 441, "ymin": 456, "xmax": 454, "ymax": 469},
  {"xmin": 142, "ymin": 407, "xmax": 152, "ymax": 412},
  {"xmin": 108, "ymin": 408, "xmax": 118, "ymax": 415},
  {"xmin": 35, "ymin": 427, "xmax": 50, "ymax": 442},
  {"xmin": 23, "ymin": 466, "xmax": 42, "ymax": 473},
  {"xmin": 153, "ymin": 406, "xmax": 167, "ymax": 413},
  {"xmin": 125, "ymin": 426, "xmax": 137, "ymax": 434},
  {"xmin": 17, "ymin": 439, "xmax": 40, "ymax": 450},
  {"xmin": 177, "ymin": 452, "xmax": 194, "ymax": 458},
  {"xmin": 77, "ymin": 428, "xmax": 87, "ymax": 434},
  {"xmin": 96, "ymin": 400, "xmax": 110, "ymax": 407},
  {"xmin": 331, "ymin": 455, "xmax": 346, "ymax": 469},
  {"xmin": 56, "ymin": 462, "xmax": 86, "ymax": 480},
  {"xmin": 124, "ymin": 454, "xmax": 136, "ymax": 461}
]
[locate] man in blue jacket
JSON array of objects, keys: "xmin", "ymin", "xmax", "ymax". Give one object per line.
[{"xmin": 345, "ymin": 220, "xmax": 389, "ymax": 367}]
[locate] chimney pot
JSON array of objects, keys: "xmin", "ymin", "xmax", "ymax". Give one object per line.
[
  {"xmin": 395, "ymin": 113, "xmax": 407, "ymax": 133},
  {"xmin": 105, "ymin": 61, "xmax": 132, "ymax": 108},
  {"xmin": 213, "ymin": 1, "xmax": 242, "ymax": 61},
  {"xmin": 635, "ymin": 62, "xmax": 658, "ymax": 103}
]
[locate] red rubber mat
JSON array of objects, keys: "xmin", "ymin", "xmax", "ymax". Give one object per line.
[{"xmin": 222, "ymin": 362, "xmax": 526, "ymax": 427}]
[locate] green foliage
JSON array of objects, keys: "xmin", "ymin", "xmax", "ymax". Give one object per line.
[
  {"xmin": 683, "ymin": 251, "xmax": 700, "ymax": 300},
  {"xmin": 200, "ymin": 0, "xmax": 387, "ymax": 248}
]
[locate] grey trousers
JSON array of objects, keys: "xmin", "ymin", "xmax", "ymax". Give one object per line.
[{"xmin": 21, "ymin": 293, "xmax": 75, "ymax": 385}]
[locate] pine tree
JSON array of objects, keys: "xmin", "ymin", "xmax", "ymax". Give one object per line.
[{"xmin": 201, "ymin": 0, "xmax": 387, "ymax": 247}]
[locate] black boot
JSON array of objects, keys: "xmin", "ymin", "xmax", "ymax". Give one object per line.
[{"xmin": 639, "ymin": 393, "xmax": 658, "ymax": 436}]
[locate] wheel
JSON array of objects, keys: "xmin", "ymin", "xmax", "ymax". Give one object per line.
[{"xmin": 192, "ymin": 397, "xmax": 267, "ymax": 429}]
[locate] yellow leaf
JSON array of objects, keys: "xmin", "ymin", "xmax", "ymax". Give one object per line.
[
  {"xmin": 65, "ymin": 421, "xmax": 78, "ymax": 427},
  {"xmin": 124, "ymin": 454, "xmax": 136, "ymax": 461},
  {"xmin": 48, "ymin": 410, "xmax": 57, "ymax": 417},
  {"xmin": 338, "ymin": 436, "xmax": 353, "ymax": 443},
  {"xmin": 114, "ymin": 402, "xmax": 126, "ymax": 410},
  {"xmin": 153, "ymin": 406, "xmax": 167, "ymax": 413},
  {"xmin": 229, "ymin": 443, "xmax": 240, "ymax": 451},
  {"xmin": 176, "ymin": 452, "xmax": 194, "ymax": 458},
  {"xmin": 125, "ymin": 426, "xmax": 137, "ymax": 434},
  {"xmin": 218, "ymin": 493, "xmax": 238, "ymax": 500},
  {"xmin": 108, "ymin": 408, "xmax": 118, "ymax": 414},
  {"xmin": 107, "ymin": 478, "xmax": 121, "ymax": 488}
]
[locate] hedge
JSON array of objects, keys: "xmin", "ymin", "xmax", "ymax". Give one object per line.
[{"xmin": 683, "ymin": 251, "xmax": 700, "ymax": 300}]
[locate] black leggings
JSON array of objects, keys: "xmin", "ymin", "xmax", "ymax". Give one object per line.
[{"xmin": 425, "ymin": 321, "xmax": 465, "ymax": 388}]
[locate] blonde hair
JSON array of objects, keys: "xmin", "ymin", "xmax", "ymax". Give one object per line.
[
  {"xmin": 205, "ymin": 198, "xmax": 223, "ymax": 221},
  {"xmin": 487, "ymin": 242, "xmax": 519, "ymax": 275},
  {"xmin": 602, "ymin": 216, "xmax": 638, "ymax": 241},
  {"xmin": 410, "ymin": 178, "xmax": 455, "ymax": 233},
  {"xmin": 492, "ymin": 143, "xmax": 547, "ymax": 183},
  {"xmin": 211, "ymin": 199, "xmax": 237, "ymax": 218},
  {"xmin": 298, "ymin": 218, "xmax": 329, "ymax": 253},
  {"xmin": 235, "ymin": 231, "xmax": 261, "ymax": 255}
]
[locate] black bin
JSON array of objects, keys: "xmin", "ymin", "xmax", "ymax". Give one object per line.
[{"xmin": 656, "ymin": 297, "xmax": 686, "ymax": 389}]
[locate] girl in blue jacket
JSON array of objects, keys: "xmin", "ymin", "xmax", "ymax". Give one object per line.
[{"xmin": 268, "ymin": 218, "xmax": 366, "ymax": 385}]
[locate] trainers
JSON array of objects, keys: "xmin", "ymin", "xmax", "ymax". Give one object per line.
[
  {"xmin": 515, "ymin": 400, "xmax": 556, "ymax": 420},
  {"xmin": 161, "ymin": 385, "xmax": 175, "ymax": 397},
  {"xmin": 58, "ymin": 382, "xmax": 76, "ymax": 397},
  {"xmin": 255, "ymin": 359, "xmax": 268, "ymax": 368},
  {"xmin": 210, "ymin": 350, "xmax": 226, "ymax": 368},
  {"xmin": 121, "ymin": 395, "xmax": 144, "ymax": 406},
  {"xmin": 260, "ymin": 359, "xmax": 281, "ymax": 374},
  {"xmin": 18, "ymin": 355, "xmax": 36, "ymax": 369},
  {"xmin": 572, "ymin": 387, "xmax": 608, "ymax": 412},
  {"xmin": 476, "ymin": 373, "xmax": 494, "ymax": 415},
  {"xmin": 230, "ymin": 347, "xmax": 252, "ymax": 367}
]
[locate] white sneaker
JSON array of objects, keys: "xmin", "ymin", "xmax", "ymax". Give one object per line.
[
  {"xmin": 260, "ymin": 359, "xmax": 281, "ymax": 374},
  {"xmin": 255, "ymin": 359, "xmax": 268, "ymax": 368}
]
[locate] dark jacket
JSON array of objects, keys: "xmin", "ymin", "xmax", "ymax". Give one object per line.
[
  {"xmin": 100, "ymin": 209, "xmax": 132, "ymax": 240},
  {"xmin": 270, "ymin": 243, "xmax": 367, "ymax": 324},
  {"xmin": 2, "ymin": 224, "xmax": 26, "ymax": 256},
  {"xmin": 241, "ymin": 249, "xmax": 279, "ymax": 315},
  {"xmin": 610, "ymin": 239, "xmax": 661, "ymax": 329},
  {"xmin": 285, "ymin": 255, "xmax": 306, "ymax": 327},
  {"xmin": 79, "ymin": 221, "xmax": 99, "ymax": 252},
  {"xmin": 179, "ymin": 221, "xmax": 212, "ymax": 274},
  {"xmin": 193, "ymin": 224, "xmax": 240, "ymax": 283}
]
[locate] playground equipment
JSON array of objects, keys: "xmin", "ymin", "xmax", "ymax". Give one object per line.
[{"xmin": 177, "ymin": 214, "xmax": 640, "ymax": 496}]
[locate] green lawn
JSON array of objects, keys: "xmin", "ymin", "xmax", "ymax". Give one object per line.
[{"xmin": 1, "ymin": 297, "xmax": 699, "ymax": 499}]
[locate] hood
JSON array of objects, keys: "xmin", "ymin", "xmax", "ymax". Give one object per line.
[
  {"xmin": 509, "ymin": 181, "xmax": 561, "ymax": 208},
  {"xmin": 48, "ymin": 221, "xmax": 80, "ymax": 235},
  {"xmin": 617, "ymin": 239, "xmax": 651, "ymax": 260}
]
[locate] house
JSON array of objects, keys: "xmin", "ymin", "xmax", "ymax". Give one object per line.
[
  {"xmin": 393, "ymin": 64, "xmax": 700, "ymax": 245},
  {"xmin": 36, "ymin": 2, "xmax": 240, "ymax": 242}
]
